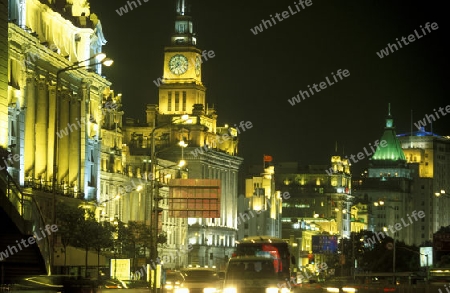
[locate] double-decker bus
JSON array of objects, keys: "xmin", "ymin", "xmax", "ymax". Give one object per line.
[{"xmin": 234, "ymin": 236, "xmax": 295, "ymax": 280}]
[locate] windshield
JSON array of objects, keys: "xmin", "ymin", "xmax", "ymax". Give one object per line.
[
  {"xmin": 166, "ymin": 272, "xmax": 184, "ymax": 282},
  {"xmin": 182, "ymin": 270, "xmax": 220, "ymax": 281},
  {"xmin": 226, "ymin": 260, "xmax": 278, "ymax": 281}
]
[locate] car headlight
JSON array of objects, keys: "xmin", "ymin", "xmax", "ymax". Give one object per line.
[
  {"xmin": 326, "ymin": 288, "xmax": 340, "ymax": 293},
  {"xmin": 203, "ymin": 288, "xmax": 217, "ymax": 293},
  {"xmin": 223, "ymin": 287, "xmax": 237, "ymax": 293},
  {"xmin": 280, "ymin": 288, "xmax": 291, "ymax": 293},
  {"xmin": 175, "ymin": 288, "xmax": 189, "ymax": 293},
  {"xmin": 165, "ymin": 285, "xmax": 174, "ymax": 290},
  {"xmin": 266, "ymin": 288, "xmax": 279, "ymax": 293},
  {"xmin": 343, "ymin": 287, "xmax": 357, "ymax": 292}
]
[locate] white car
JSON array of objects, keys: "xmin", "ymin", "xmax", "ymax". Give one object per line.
[{"xmin": 175, "ymin": 268, "xmax": 223, "ymax": 293}]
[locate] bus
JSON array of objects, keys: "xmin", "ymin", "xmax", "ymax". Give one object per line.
[{"xmin": 234, "ymin": 236, "xmax": 295, "ymax": 280}]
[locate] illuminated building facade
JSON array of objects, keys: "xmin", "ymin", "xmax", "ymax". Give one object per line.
[
  {"xmin": 1, "ymin": 0, "xmax": 7, "ymax": 137},
  {"xmin": 1, "ymin": 0, "xmax": 119, "ymax": 276},
  {"xmin": 274, "ymin": 158, "xmax": 352, "ymax": 267},
  {"xmin": 5, "ymin": 0, "xmax": 110, "ymax": 199},
  {"xmin": 398, "ymin": 128, "xmax": 450, "ymax": 242},
  {"xmin": 352, "ymin": 107, "xmax": 449, "ymax": 245},
  {"xmin": 120, "ymin": 0, "xmax": 243, "ymax": 268},
  {"xmin": 237, "ymin": 165, "xmax": 283, "ymax": 240}
]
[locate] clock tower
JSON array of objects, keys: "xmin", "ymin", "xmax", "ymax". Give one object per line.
[{"xmin": 159, "ymin": 0, "xmax": 206, "ymax": 116}]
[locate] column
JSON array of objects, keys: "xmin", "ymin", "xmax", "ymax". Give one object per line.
[
  {"xmin": 58, "ymin": 90, "xmax": 70, "ymax": 188},
  {"xmin": 69, "ymin": 92, "xmax": 80, "ymax": 191},
  {"xmin": 35, "ymin": 79, "xmax": 49, "ymax": 181},
  {"xmin": 24, "ymin": 73, "xmax": 36, "ymax": 180}
]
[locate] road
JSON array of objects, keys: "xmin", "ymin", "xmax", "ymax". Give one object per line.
[{"xmin": 291, "ymin": 282, "xmax": 449, "ymax": 293}]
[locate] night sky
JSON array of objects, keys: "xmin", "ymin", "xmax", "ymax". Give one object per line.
[{"xmin": 89, "ymin": 0, "xmax": 448, "ymax": 175}]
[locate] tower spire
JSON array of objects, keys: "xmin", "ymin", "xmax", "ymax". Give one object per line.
[
  {"xmin": 386, "ymin": 102, "xmax": 394, "ymax": 128},
  {"xmin": 172, "ymin": 0, "xmax": 196, "ymax": 46},
  {"xmin": 176, "ymin": 0, "xmax": 190, "ymax": 16}
]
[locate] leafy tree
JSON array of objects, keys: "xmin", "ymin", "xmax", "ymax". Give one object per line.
[
  {"xmin": 92, "ymin": 221, "xmax": 114, "ymax": 275},
  {"xmin": 73, "ymin": 209, "xmax": 102, "ymax": 277},
  {"xmin": 55, "ymin": 201, "xmax": 85, "ymax": 273}
]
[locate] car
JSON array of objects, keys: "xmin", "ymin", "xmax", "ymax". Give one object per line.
[
  {"xmin": 175, "ymin": 268, "xmax": 222, "ymax": 293},
  {"xmin": 121, "ymin": 279, "xmax": 149, "ymax": 289},
  {"xmin": 98, "ymin": 279, "xmax": 127, "ymax": 289},
  {"xmin": 222, "ymin": 256, "xmax": 291, "ymax": 293},
  {"xmin": 163, "ymin": 271, "xmax": 185, "ymax": 293}
]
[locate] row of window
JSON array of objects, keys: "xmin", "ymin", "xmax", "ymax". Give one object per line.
[{"xmin": 168, "ymin": 91, "xmax": 187, "ymax": 111}]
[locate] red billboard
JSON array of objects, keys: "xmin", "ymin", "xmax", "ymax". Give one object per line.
[
  {"xmin": 434, "ymin": 233, "xmax": 450, "ymax": 252},
  {"xmin": 168, "ymin": 179, "xmax": 221, "ymax": 218}
]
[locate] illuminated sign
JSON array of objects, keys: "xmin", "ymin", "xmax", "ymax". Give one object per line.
[
  {"xmin": 168, "ymin": 179, "xmax": 221, "ymax": 218},
  {"xmin": 312, "ymin": 235, "xmax": 338, "ymax": 253},
  {"xmin": 110, "ymin": 259, "xmax": 130, "ymax": 280}
]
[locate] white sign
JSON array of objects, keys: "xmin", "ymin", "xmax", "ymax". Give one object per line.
[
  {"xmin": 420, "ymin": 247, "xmax": 433, "ymax": 267},
  {"xmin": 111, "ymin": 259, "xmax": 131, "ymax": 280}
]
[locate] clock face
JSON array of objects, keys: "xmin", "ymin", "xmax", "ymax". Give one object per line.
[
  {"xmin": 169, "ymin": 54, "xmax": 189, "ymax": 75},
  {"xmin": 195, "ymin": 57, "xmax": 201, "ymax": 76}
]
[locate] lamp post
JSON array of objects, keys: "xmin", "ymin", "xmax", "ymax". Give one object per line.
[
  {"xmin": 375, "ymin": 200, "xmax": 396, "ymax": 284},
  {"xmin": 150, "ymin": 115, "xmax": 190, "ymax": 293},
  {"xmin": 51, "ymin": 53, "xmax": 113, "ymax": 271},
  {"xmin": 343, "ymin": 210, "xmax": 357, "ymax": 279}
]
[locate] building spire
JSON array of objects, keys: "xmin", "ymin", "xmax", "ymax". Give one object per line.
[
  {"xmin": 176, "ymin": 0, "xmax": 190, "ymax": 16},
  {"xmin": 386, "ymin": 102, "xmax": 393, "ymax": 128},
  {"xmin": 171, "ymin": 0, "xmax": 196, "ymax": 46}
]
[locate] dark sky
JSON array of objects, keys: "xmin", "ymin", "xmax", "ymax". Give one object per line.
[{"xmin": 89, "ymin": 0, "xmax": 448, "ymax": 175}]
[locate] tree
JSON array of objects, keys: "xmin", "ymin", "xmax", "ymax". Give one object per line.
[
  {"xmin": 73, "ymin": 210, "xmax": 102, "ymax": 277},
  {"xmin": 92, "ymin": 221, "xmax": 114, "ymax": 277},
  {"xmin": 55, "ymin": 201, "xmax": 85, "ymax": 273}
]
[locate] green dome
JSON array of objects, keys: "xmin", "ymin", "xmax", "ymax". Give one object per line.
[{"xmin": 371, "ymin": 106, "xmax": 406, "ymax": 162}]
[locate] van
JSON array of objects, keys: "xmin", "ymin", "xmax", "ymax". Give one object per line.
[{"xmin": 222, "ymin": 256, "xmax": 291, "ymax": 293}]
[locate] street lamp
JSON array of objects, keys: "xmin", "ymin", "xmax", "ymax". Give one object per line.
[
  {"xmin": 150, "ymin": 115, "xmax": 190, "ymax": 292},
  {"xmin": 51, "ymin": 52, "xmax": 113, "ymax": 271},
  {"xmin": 178, "ymin": 140, "xmax": 188, "ymax": 167},
  {"xmin": 435, "ymin": 190, "xmax": 448, "ymax": 197},
  {"xmin": 375, "ymin": 200, "xmax": 396, "ymax": 284}
]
